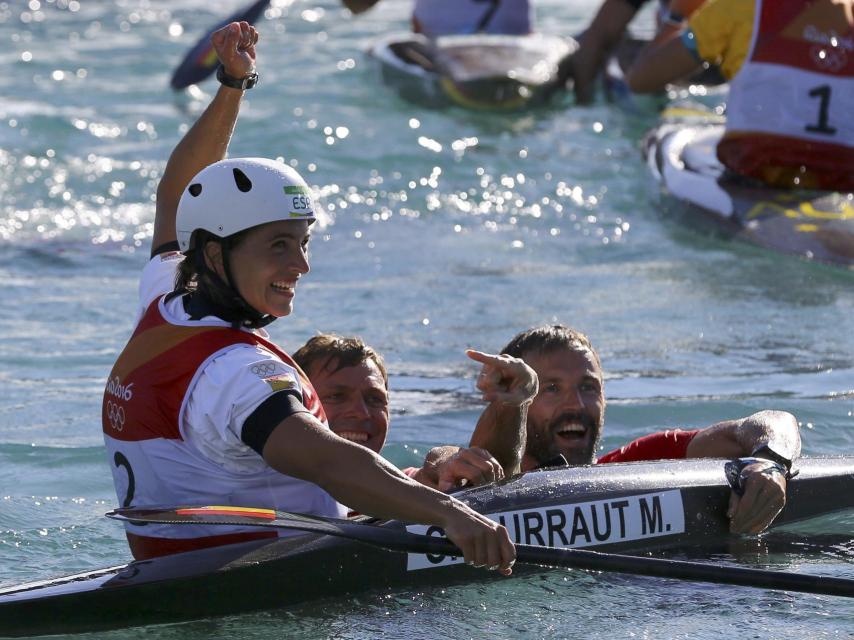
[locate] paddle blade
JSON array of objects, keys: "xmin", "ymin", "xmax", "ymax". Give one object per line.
[
  {"xmin": 108, "ymin": 506, "xmax": 460, "ymax": 556},
  {"xmin": 170, "ymin": 0, "xmax": 271, "ymax": 90}
]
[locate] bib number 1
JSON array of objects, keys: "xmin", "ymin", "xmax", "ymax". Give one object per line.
[{"xmin": 805, "ymin": 85, "xmax": 837, "ymax": 135}]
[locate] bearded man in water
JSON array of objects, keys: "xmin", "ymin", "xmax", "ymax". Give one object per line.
[{"xmin": 468, "ymin": 325, "xmax": 800, "ymax": 535}]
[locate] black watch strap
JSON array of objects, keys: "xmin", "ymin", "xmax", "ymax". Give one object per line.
[
  {"xmin": 724, "ymin": 457, "xmax": 790, "ymax": 496},
  {"xmin": 751, "ymin": 444, "xmax": 793, "ymax": 472},
  {"xmin": 216, "ymin": 65, "xmax": 259, "ymax": 90}
]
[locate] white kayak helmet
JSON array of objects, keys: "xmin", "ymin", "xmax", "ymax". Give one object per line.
[{"xmin": 176, "ymin": 157, "xmax": 316, "ymax": 251}]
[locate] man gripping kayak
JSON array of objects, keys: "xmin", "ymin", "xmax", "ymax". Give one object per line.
[
  {"xmin": 470, "ymin": 325, "xmax": 800, "ymax": 535},
  {"xmin": 290, "ymin": 326, "xmax": 799, "ymax": 535},
  {"xmin": 102, "ymin": 21, "xmax": 515, "ymax": 574}
]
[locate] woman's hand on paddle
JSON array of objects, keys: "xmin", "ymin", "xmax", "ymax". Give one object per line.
[
  {"xmin": 211, "ymin": 21, "xmax": 259, "ymax": 79},
  {"xmin": 441, "ymin": 501, "xmax": 516, "ymax": 576},
  {"xmin": 467, "ymin": 350, "xmax": 538, "ymax": 408},
  {"xmin": 727, "ymin": 461, "xmax": 787, "ymax": 534}
]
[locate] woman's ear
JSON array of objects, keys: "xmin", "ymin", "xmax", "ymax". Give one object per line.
[{"xmin": 203, "ymin": 240, "xmax": 225, "ymax": 278}]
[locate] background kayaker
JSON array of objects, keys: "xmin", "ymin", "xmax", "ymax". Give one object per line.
[
  {"xmin": 475, "ymin": 325, "xmax": 801, "ymax": 534},
  {"xmin": 102, "ymin": 20, "xmax": 516, "ymax": 575},
  {"xmin": 342, "ymin": 0, "xmax": 532, "ymax": 38},
  {"xmin": 294, "ymin": 333, "xmax": 537, "ymax": 491},
  {"xmin": 625, "ymin": 0, "xmax": 854, "ymax": 191},
  {"xmin": 571, "ymin": 0, "xmax": 705, "ymax": 104}
]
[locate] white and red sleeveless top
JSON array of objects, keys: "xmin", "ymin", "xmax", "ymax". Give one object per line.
[
  {"xmin": 102, "ymin": 295, "xmax": 344, "ymax": 560},
  {"xmin": 722, "ymin": 0, "xmax": 854, "ymax": 190},
  {"xmin": 412, "ymin": 0, "xmax": 531, "ymax": 38}
]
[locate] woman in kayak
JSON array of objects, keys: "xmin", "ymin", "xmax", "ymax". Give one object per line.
[
  {"xmin": 626, "ymin": 0, "xmax": 854, "ymax": 191},
  {"xmin": 101, "ymin": 21, "xmax": 515, "ymax": 574}
]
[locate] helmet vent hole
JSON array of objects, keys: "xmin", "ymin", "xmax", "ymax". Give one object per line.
[
  {"xmin": 232, "ymin": 168, "xmax": 253, "ymax": 193},
  {"xmin": 188, "ymin": 183, "xmax": 202, "ymax": 197}
]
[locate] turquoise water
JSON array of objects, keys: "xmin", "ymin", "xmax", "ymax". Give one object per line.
[{"xmin": 1, "ymin": 0, "xmax": 853, "ymax": 637}]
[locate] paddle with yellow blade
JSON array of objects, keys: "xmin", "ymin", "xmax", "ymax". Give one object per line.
[
  {"xmin": 170, "ymin": 0, "xmax": 270, "ymax": 90},
  {"xmin": 109, "ymin": 505, "xmax": 854, "ymax": 599}
]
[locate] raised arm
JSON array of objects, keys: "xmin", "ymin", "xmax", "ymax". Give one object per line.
[
  {"xmin": 687, "ymin": 410, "xmax": 801, "ymax": 534},
  {"xmin": 467, "ymin": 349, "xmax": 538, "ymax": 477},
  {"xmin": 151, "ymin": 21, "xmax": 259, "ymax": 255},
  {"xmin": 408, "ymin": 350, "xmax": 537, "ymax": 492}
]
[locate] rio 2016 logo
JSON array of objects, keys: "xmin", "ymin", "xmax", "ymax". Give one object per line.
[{"xmin": 106, "ymin": 376, "xmax": 134, "ymax": 401}]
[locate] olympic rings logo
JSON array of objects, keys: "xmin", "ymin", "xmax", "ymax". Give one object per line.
[
  {"xmin": 810, "ymin": 45, "xmax": 848, "ymax": 73},
  {"xmin": 251, "ymin": 362, "xmax": 278, "ymax": 376},
  {"xmin": 106, "ymin": 400, "xmax": 126, "ymax": 431}
]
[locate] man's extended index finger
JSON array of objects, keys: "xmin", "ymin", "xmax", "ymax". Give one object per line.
[{"xmin": 465, "ymin": 349, "xmax": 502, "ymax": 365}]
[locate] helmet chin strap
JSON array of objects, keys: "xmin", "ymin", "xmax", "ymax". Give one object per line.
[
  {"xmin": 219, "ymin": 238, "xmax": 276, "ymax": 329},
  {"xmin": 185, "ymin": 239, "xmax": 276, "ymax": 330}
]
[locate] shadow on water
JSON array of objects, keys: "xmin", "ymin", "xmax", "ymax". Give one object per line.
[{"xmin": 0, "ymin": 242, "xmax": 142, "ymax": 273}]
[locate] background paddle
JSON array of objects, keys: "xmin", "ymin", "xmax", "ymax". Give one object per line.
[
  {"xmin": 170, "ymin": 0, "xmax": 270, "ymax": 90},
  {"xmin": 109, "ymin": 506, "xmax": 854, "ymax": 599}
]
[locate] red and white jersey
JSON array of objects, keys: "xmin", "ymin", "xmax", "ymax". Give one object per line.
[
  {"xmin": 412, "ymin": 0, "xmax": 531, "ymax": 38},
  {"xmin": 103, "ymin": 257, "xmax": 345, "ymax": 560},
  {"xmin": 722, "ymin": 0, "xmax": 854, "ymax": 188}
]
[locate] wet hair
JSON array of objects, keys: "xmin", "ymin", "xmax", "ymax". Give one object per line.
[
  {"xmin": 293, "ymin": 333, "xmax": 389, "ymax": 388},
  {"xmin": 501, "ymin": 324, "xmax": 602, "ymax": 371}
]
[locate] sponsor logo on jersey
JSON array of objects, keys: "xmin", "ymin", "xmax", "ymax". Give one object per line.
[{"xmin": 405, "ymin": 490, "xmax": 686, "ymax": 571}]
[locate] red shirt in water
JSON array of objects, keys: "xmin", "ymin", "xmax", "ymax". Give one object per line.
[{"xmin": 597, "ymin": 429, "xmax": 700, "ymax": 464}]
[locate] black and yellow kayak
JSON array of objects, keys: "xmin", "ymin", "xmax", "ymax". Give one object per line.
[
  {"xmin": 367, "ymin": 32, "xmax": 576, "ymax": 110},
  {"xmin": 1, "ymin": 456, "xmax": 853, "ymax": 637},
  {"xmin": 644, "ymin": 105, "xmax": 854, "ymax": 268}
]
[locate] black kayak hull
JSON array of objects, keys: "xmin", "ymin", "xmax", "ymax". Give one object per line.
[{"xmin": 1, "ymin": 456, "xmax": 852, "ymax": 637}]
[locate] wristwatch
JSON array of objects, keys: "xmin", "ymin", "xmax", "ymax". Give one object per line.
[
  {"xmin": 724, "ymin": 457, "xmax": 789, "ymax": 496},
  {"xmin": 751, "ymin": 443, "xmax": 793, "ymax": 473},
  {"xmin": 216, "ymin": 65, "xmax": 259, "ymax": 90}
]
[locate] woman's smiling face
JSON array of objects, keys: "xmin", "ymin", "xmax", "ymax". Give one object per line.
[{"xmin": 209, "ymin": 220, "xmax": 312, "ymax": 318}]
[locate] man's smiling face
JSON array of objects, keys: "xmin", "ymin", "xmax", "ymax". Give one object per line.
[
  {"xmin": 522, "ymin": 346, "xmax": 605, "ymax": 468},
  {"xmin": 309, "ymin": 358, "xmax": 390, "ymax": 454}
]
